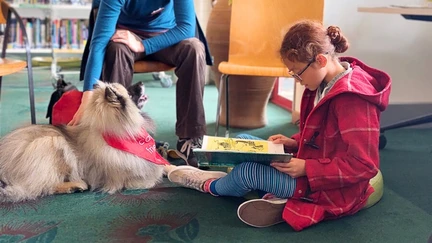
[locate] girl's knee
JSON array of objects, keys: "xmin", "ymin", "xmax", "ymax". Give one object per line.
[
  {"xmin": 236, "ymin": 134, "xmax": 253, "ymax": 139},
  {"xmin": 228, "ymin": 162, "xmax": 258, "ymax": 189},
  {"xmin": 230, "ymin": 162, "xmax": 256, "ymax": 176}
]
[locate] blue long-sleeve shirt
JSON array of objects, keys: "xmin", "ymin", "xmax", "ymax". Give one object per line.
[{"xmin": 83, "ymin": 0, "xmax": 196, "ymax": 91}]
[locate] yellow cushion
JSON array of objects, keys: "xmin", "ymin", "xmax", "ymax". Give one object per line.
[
  {"xmin": 364, "ymin": 170, "xmax": 384, "ymax": 209},
  {"xmin": 238, "ymin": 167, "xmax": 384, "ymax": 208}
]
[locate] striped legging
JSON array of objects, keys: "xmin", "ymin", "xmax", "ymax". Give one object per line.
[{"xmin": 209, "ymin": 134, "xmax": 297, "ymax": 198}]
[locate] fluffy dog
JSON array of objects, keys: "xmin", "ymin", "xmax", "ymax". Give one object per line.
[{"xmin": 0, "ymin": 82, "xmax": 168, "ymax": 203}]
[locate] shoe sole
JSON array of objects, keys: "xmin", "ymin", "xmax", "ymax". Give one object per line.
[
  {"xmin": 168, "ymin": 149, "xmax": 199, "ymax": 167},
  {"xmin": 167, "ymin": 149, "xmax": 181, "ymax": 159},
  {"xmin": 167, "ymin": 165, "xmax": 227, "ymax": 182},
  {"xmin": 237, "ymin": 199, "xmax": 286, "ymax": 228}
]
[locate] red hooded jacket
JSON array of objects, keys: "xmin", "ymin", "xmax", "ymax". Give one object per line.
[{"xmin": 284, "ymin": 57, "xmax": 391, "ymax": 231}]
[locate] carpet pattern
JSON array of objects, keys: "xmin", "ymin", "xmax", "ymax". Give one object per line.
[{"xmin": 0, "ymin": 69, "xmax": 431, "ymax": 242}]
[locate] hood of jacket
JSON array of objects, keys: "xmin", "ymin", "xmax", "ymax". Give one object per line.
[{"xmin": 316, "ymin": 56, "xmax": 391, "ymax": 111}]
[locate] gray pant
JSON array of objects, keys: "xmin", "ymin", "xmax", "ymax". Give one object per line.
[{"xmin": 101, "ymin": 37, "xmax": 207, "ymax": 139}]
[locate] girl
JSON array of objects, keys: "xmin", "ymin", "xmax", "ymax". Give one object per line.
[{"xmin": 167, "ymin": 20, "xmax": 391, "ymax": 231}]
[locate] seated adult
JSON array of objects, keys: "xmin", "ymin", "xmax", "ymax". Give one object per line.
[{"xmin": 74, "ymin": 0, "xmax": 213, "ymax": 167}]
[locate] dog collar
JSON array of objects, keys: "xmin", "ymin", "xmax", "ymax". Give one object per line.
[{"xmin": 103, "ymin": 129, "xmax": 170, "ymax": 166}]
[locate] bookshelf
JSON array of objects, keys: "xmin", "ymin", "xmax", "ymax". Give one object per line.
[
  {"xmin": 4, "ymin": 1, "xmax": 92, "ymax": 77},
  {"xmin": 10, "ymin": 3, "xmax": 91, "ymax": 19}
]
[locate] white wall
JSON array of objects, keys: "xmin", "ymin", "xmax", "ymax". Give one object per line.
[
  {"xmin": 194, "ymin": 0, "xmax": 212, "ymax": 34},
  {"xmin": 198, "ymin": 0, "xmax": 432, "ymax": 104},
  {"xmin": 324, "ymin": 0, "xmax": 432, "ymax": 104},
  {"xmin": 194, "ymin": 0, "xmax": 213, "ymax": 84}
]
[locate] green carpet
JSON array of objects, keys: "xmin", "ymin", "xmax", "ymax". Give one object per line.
[{"xmin": 0, "ymin": 69, "xmax": 431, "ymax": 242}]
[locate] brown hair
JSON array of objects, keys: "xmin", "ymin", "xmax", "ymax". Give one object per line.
[{"xmin": 279, "ymin": 20, "xmax": 349, "ymax": 63}]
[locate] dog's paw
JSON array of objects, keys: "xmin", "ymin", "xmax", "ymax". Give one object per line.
[
  {"xmin": 163, "ymin": 164, "xmax": 177, "ymax": 175},
  {"xmin": 54, "ymin": 181, "xmax": 88, "ymax": 194},
  {"xmin": 70, "ymin": 186, "xmax": 86, "ymax": 193}
]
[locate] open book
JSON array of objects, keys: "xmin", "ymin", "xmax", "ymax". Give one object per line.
[
  {"xmin": 193, "ymin": 135, "xmax": 292, "ymax": 167},
  {"xmin": 389, "ymin": 4, "xmax": 432, "ymax": 9}
]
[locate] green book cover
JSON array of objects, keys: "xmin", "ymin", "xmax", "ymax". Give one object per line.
[{"xmin": 194, "ymin": 135, "xmax": 292, "ymax": 166}]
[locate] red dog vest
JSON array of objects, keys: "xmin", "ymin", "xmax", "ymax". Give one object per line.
[{"xmin": 103, "ymin": 130, "xmax": 170, "ymax": 165}]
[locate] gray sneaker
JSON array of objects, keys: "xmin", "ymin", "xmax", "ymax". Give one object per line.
[
  {"xmin": 174, "ymin": 138, "xmax": 203, "ymax": 167},
  {"xmin": 167, "ymin": 165, "xmax": 227, "ymax": 192},
  {"xmin": 237, "ymin": 198, "xmax": 287, "ymax": 228}
]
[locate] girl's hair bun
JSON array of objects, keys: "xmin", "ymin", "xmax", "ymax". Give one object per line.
[{"xmin": 327, "ymin": 26, "xmax": 349, "ymax": 53}]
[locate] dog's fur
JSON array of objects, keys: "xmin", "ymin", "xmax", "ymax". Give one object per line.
[{"xmin": 0, "ymin": 82, "xmax": 164, "ymax": 202}]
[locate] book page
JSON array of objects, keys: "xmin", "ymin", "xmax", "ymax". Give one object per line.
[
  {"xmin": 201, "ymin": 135, "xmax": 284, "ymax": 154},
  {"xmin": 390, "ymin": 4, "xmax": 432, "ymax": 9}
]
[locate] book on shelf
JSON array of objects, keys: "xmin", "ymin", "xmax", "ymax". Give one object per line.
[
  {"xmin": 193, "ymin": 135, "xmax": 292, "ymax": 167},
  {"xmin": 6, "ymin": 0, "xmax": 91, "ymax": 4},
  {"xmin": 2, "ymin": 16, "xmax": 89, "ymax": 50}
]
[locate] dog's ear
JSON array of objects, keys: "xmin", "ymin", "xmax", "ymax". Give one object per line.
[
  {"xmin": 105, "ymin": 86, "xmax": 126, "ymax": 108},
  {"xmin": 127, "ymin": 82, "xmax": 142, "ymax": 97},
  {"xmin": 105, "ymin": 86, "xmax": 116, "ymax": 101}
]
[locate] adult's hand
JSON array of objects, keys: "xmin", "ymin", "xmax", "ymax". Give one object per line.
[
  {"xmin": 111, "ymin": 29, "xmax": 145, "ymax": 53},
  {"xmin": 68, "ymin": 91, "xmax": 93, "ymax": 126}
]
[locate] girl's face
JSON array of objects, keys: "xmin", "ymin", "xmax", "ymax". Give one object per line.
[{"xmin": 283, "ymin": 56, "xmax": 327, "ymax": 91}]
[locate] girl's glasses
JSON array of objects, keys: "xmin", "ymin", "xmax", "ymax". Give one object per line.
[
  {"xmin": 289, "ymin": 59, "xmax": 314, "ymax": 81},
  {"xmin": 289, "ymin": 53, "xmax": 328, "ymax": 81}
]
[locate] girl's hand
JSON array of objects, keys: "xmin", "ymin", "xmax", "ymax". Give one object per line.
[
  {"xmin": 271, "ymin": 158, "xmax": 306, "ymax": 178},
  {"xmin": 268, "ymin": 134, "xmax": 298, "ymax": 150},
  {"xmin": 111, "ymin": 30, "xmax": 145, "ymax": 53},
  {"xmin": 68, "ymin": 91, "xmax": 93, "ymax": 126}
]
